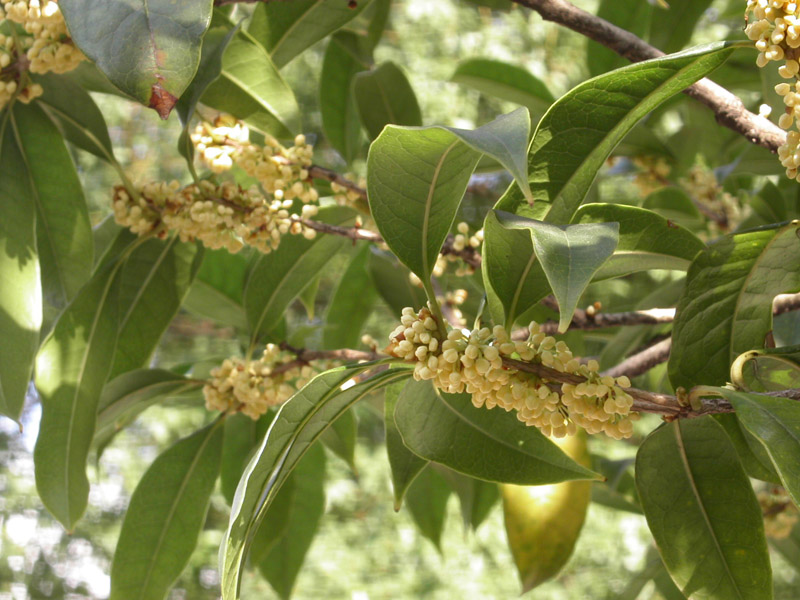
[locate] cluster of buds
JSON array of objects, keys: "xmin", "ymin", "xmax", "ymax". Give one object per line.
[
  {"xmin": 331, "ymin": 175, "xmax": 368, "ymax": 212},
  {"xmin": 112, "ymin": 179, "xmax": 318, "ymax": 254},
  {"xmin": 408, "ymin": 222, "xmax": 484, "ymax": 287},
  {"xmin": 757, "ymin": 487, "xmax": 799, "ymax": 539},
  {"xmin": 745, "ymin": 1, "xmax": 800, "ymax": 180},
  {"xmin": 204, "ymin": 345, "xmax": 315, "ymax": 420},
  {"xmin": 0, "ymin": 1, "xmax": 85, "ymax": 109},
  {"xmin": 631, "ymin": 155, "xmax": 671, "ymax": 197},
  {"xmin": 386, "ymin": 306, "xmax": 637, "ymax": 439},
  {"xmin": 191, "ymin": 116, "xmax": 319, "ymax": 204},
  {"xmin": 680, "ymin": 165, "xmax": 742, "ymax": 231}
]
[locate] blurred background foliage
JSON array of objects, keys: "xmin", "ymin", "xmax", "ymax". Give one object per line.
[{"xmin": 2, "ymin": 0, "xmax": 800, "ymax": 598}]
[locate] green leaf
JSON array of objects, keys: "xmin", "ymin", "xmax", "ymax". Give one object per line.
[
  {"xmin": 450, "ymin": 58, "xmax": 554, "ymax": 117},
  {"xmin": 354, "ymin": 61, "xmax": 422, "ymax": 140},
  {"xmin": 714, "ymin": 414, "xmax": 781, "ymax": 484},
  {"xmin": 368, "ymin": 249, "xmax": 427, "ymax": 314},
  {"xmin": 110, "ymin": 238, "xmax": 202, "ymax": 379},
  {"xmin": 256, "ymin": 443, "xmax": 326, "ymax": 600},
  {"xmin": 298, "ymin": 273, "xmax": 321, "ymax": 320},
  {"xmin": 570, "ymin": 203, "xmax": 705, "ymax": 279},
  {"xmin": 590, "ymin": 457, "xmax": 641, "ymax": 514},
  {"xmin": 244, "ymin": 206, "xmax": 352, "ymax": 344},
  {"xmin": 59, "ymin": 0, "xmax": 214, "ymax": 118},
  {"xmin": 635, "ymin": 418, "xmax": 772, "ymax": 600},
  {"xmin": 404, "ymin": 465, "xmax": 451, "ymax": 550},
  {"xmin": 587, "ymin": 0, "xmax": 652, "ymax": 76},
  {"xmin": 769, "ymin": 521, "xmax": 800, "ymax": 575},
  {"xmin": 494, "ymin": 42, "xmax": 734, "ymax": 225},
  {"xmin": 324, "ymin": 244, "xmax": 377, "ymax": 350},
  {"xmin": 249, "ymin": 0, "xmax": 371, "ymax": 68},
  {"xmin": 320, "ymin": 408, "xmax": 358, "ymax": 472},
  {"xmin": 731, "ymin": 346, "xmax": 800, "ymax": 393},
  {"xmin": 221, "ymin": 413, "xmax": 264, "ymax": 506},
  {"xmin": 669, "ymin": 221, "xmax": 800, "ymax": 390},
  {"xmin": 384, "ymin": 379, "xmax": 430, "ymax": 510},
  {"xmin": 496, "ymin": 211, "xmax": 619, "ymax": 332},
  {"xmin": 219, "ymin": 365, "xmax": 411, "ymax": 599},
  {"xmin": 321, "ymin": 32, "xmax": 367, "ymax": 163},
  {"xmin": 183, "ymin": 248, "xmax": 249, "ymax": 330},
  {"xmin": 649, "ymin": 0, "xmax": 714, "ymax": 54},
  {"xmin": 9, "ymin": 102, "xmax": 93, "ymax": 313},
  {"xmin": 109, "ymin": 420, "xmax": 223, "ymax": 600},
  {"xmin": 94, "ymin": 369, "xmax": 204, "ymax": 457},
  {"xmin": 35, "ymin": 73, "xmax": 116, "ymax": 164},
  {"xmin": 34, "ymin": 259, "xmax": 122, "ymax": 529},
  {"xmin": 393, "ymin": 382, "xmax": 600, "ymax": 485},
  {"xmin": 0, "ymin": 112, "xmax": 42, "ymax": 422},
  {"xmin": 200, "ymin": 27, "xmax": 300, "ymax": 137},
  {"xmin": 720, "ymin": 389, "xmax": 800, "ymax": 508},
  {"xmin": 435, "ymin": 466, "xmax": 500, "ymax": 530}
]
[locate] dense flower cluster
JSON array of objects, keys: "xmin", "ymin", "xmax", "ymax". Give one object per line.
[
  {"xmin": 631, "ymin": 155, "xmax": 671, "ymax": 197},
  {"xmin": 758, "ymin": 487, "xmax": 799, "ymax": 539},
  {"xmin": 0, "ymin": 1, "xmax": 85, "ymax": 109},
  {"xmin": 386, "ymin": 306, "xmax": 637, "ymax": 439},
  {"xmin": 112, "ymin": 179, "xmax": 318, "ymax": 253},
  {"xmin": 203, "ymin": 345, "xmax": 315, "ymax": 420},
  {"xmin": 746, "ymin": 1, "xmax": 800, "ymax": 179},
  {"xmin": 680, "ymin": 165, "xmax": 742, "ymax": 230}
]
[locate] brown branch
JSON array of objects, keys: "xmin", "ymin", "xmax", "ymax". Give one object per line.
[
  {"xmin": 273, "ymin": 343, "xmax": 381, "ymax": 376},
  {"xmin": 603, "ymin": 337, "xmax": 673, "ymax": 379},
  {"xmin": 308, "ymin": 165, "xmax": 367, "ymax": 200},
  {"xmin": 512, "ymin": 0, "xmax": 786, "ymax": 153}
]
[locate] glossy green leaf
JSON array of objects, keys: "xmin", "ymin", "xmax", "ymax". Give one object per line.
[
  {"xmin": 220, "ymin": 413, "xmax": 266, "ymax": 506},
  {"xmin": 714, "ymin": 413, "xmax": 781, "ymax": 484},
  {"xmin": 34, "ymin": 259, "xmax": 122, "ymax": 529},
  {"xmin": 587, "ymin": 0, "xmax": 652, "ymax": 76},
  {"xmin": 320, "ymin": 408, "xmax": 358, "ymax": 472},
  {"xmin": 200, "ymin": 27, "xmax": 300, "ymax": 137},
  {"xmin": 368, "ymin": 249, "xmax": 428, "ymax": 314},
  {"xmin": 731, "ymin": 346, "xmax": 800, "ymax": 393},
  {"xmin": 324, "ymin": 244, "xmax": 377, "ymax": 350},
  {"xmin": 393, "ymin": 383, "xmax": 600, "ymax": 485},
  {"xmin": 249, "ymin": 0, "xmax": 371, "ymax": 68},
  {"xmin": 494, "ymin": 42, "xmax": 734, "ymax": 225},
  {"xmin": 384, "ymin": 379, "xmax": 430, "ymax": 510},
  {"xmin": 9, "ymin": 102, "xmax": 93, "ymax": 313},
  {"xmin": 110, "ymin": 238, "xmax": 202, "ymax": 379},
  {"xmin": 496, "ymin": 210, "xmax": 619, "ymax": 332},
  {"xmin": 669, "ymin": 221, "xmax": 800, "ymax": 390},
  {"xmin": 183, "ymin": 248, "xmax": 249, "ymax": 330},
  {"xmin": 94, "ymin": 369, "xmax": 204, "ymax": 457},
  {"xmin": 321, "ymin": 32, "xmax": 367, "ymax": 163},
  {"xmin": 570, "ymin": 203, "xmax": 705, "ymax": 279},
  {"xmin": 220, "ymin": 364, "xmax": 411, "ymax": 599},
  {"xmin": 244, "ymin": 206, "xmax": 352, "ymax": 344},
  {"xmin": 450, "ymin": 58, "xmax": 554, "ymax": 116},
  {"xmin": 109, "ymin": 420, "xmax": 223, "ymax": 600},
  {"xmin": 649, "ymin": 0, "xmax": 714, "ymax": 53},
  {"xmin": 59, "ymin": 0, "xmax": 214, "ymax": 118},
  {"xmin": 256, "ymin": 443, "xmax": 326, "ymax": 600},
  {"xmin": 35, "ymin": 73, "xmax": 116, "ymax": 163},
  {"xmin": 636, "ymin": 418, "xmax": 772, "ymax": 600},
  {"xmin": 0, "ymin": 112, "xmax": 42, "ymax": 422},
  {"xmin": 354, "ymin": 61, "xmax": 422, "ymax": 140},
  {"xmin": 721, "ymin": 389, "xmax": 800, "ymax": 507},
  {"xmin": 404, "ymin": 465, "xmax": 451, "ymax": 550}
]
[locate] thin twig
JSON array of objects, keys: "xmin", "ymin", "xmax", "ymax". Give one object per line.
[
  {"xmin": 603, "ymin": 337, "xmax": 673, "ymax": 379},
  {"xmin": 512, "ymin": 0, "xmax": 786, "ymax": 153},
  {"xmin": 308, "ymin": 165, "xmax": 367, "ymax": 199}
]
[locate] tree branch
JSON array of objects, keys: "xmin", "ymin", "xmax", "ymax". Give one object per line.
[
  {"xmin": 512, "ymin": 0, "xmax": 786, "ymax": 153},
  {"xmin": 602, "ymin": 337, "xmax": 672, "ymax": 379}
]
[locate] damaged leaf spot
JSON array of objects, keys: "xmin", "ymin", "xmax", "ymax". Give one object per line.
[{"xmin": 149, "ymin": 82, "xmax": 177, "ymax": 120}]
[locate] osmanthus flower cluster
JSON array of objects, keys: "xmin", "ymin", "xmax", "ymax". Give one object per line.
[
  {"xmin": 680, "ymin": 164, "xmax": 743, "ymax": 230},
  {"xmin": 386, "ymin": 306, "xmax": 637, "ymax": 439},
  {"xmin": 408, "ymin": 222, "xmax": 484, "ymax": 287},
  {"xmin": 745, "ymin": 1, "xmax": 800, "ymax": 179},
  {"xmin": 112, "ymin": 179, "xmax": 318, "ymax": 254},
  {"xmin": 0, "ymin": 0, "xmax": 85, "ymax": 108},
  {"xmin": 203, "ymin": 344, "xmax": 316, "ymax": 420}
]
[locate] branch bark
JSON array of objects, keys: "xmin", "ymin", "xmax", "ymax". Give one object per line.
[{"xmin": 512, "ymin": 0, "xmax": 786, "ymax": 153}]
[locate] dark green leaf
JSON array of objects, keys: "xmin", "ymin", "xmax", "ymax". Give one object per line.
[
  {"xmin": 324, "ymin": 244, "xmax": 377, "ymax": 349},
  {"xmin": 587, "ymin": 0, "xmax": 652, "ymax": 76},
  {"xmin": 716, "ymin": 412, "xmax": 782, "ymax": 484},
  {"xmin": 641, "ymin": 187, "xmax": 704, "ymax": 230},
  {"xmin": 249, "ymin": 0, "xmax": 371, "ymax": 68},
  {"xmin": 435, "ymin": 466, "xmax": 500, "ymax": 530},
  {"xmin": 244, "ymin": 206, "xmax": 353, "ymax": 344},
  {"xmin": 590, "ymin": 457, "xmax": 641, "ymax": 514},
  {"xmin": 34, "ymin": 259, "xmax": 122, "ymax": 529},
  {"xmin": 384, "ymin": 379, "xmax": 430, "ymax": 509},
  {"xmin": 59, "ymin": 0, "xmax": 214, "ymax": 117},
  {"xmin": 221, "ymin": 413, "xmax": 263, "ymax": 506},
  {"xmin": 496, "ymin": 211, "xmax": 619, "ymax": 332},
  {"xmin": 110, "ymin": 420, "xmax": 223, "ymax": 600},
  {"xmin": 404, "ymin": 465, "xmax": 451, "ymax": 550},
  {"xmin": 393, "ymin": 383, "xmax": 600, "ymax": 485},
  {"xmin": 183, "ymin": 248, "xmax": 249, "ymax": 330},
  {"xmin": 320, "ymin": 408, "xmax": 358, "ymax": 472},
  {"xmin": 649, "ymin": 0, "xmax": 714, "ymax": 53},
  {"xmin": 368, "ymin": 249, "xmax": 427, "ymax": 314},
  {"xmin": 636, "ymin": 418, "xmax": 772, "ymax": 600},
  {"xmin": 257, "ymin": 443, "xmax": 326, "ymax": 600},
  {"xmin": 721, "ymin": 389, "xmax": 800, "ymax": 507},
  {"xmin": 354, "ymin": 61, "xmax": 422, "ymax": 140},
  {"xmin": 220, "ymin": 365, "xmax": 411, "ymax": 599},
  {"xmin": 0, "ymin": 112, "xmax": 41, "ymax": 422},
  {"xmin": 669, "ymin": 221, "xmax": 800, "ymax": 389}
]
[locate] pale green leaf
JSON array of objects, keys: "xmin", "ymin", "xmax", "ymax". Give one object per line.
[
  {"xmin": 354, "ymin": 61, "xmax": 422, "ymax": 140},
  {"xmin": 323, "ymin": 243, "xmax": 377, "ymax": 350}
]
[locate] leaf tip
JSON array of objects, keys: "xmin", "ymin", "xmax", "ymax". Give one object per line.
[{"xmin": 148, "ymin": 81, "xmax": 177, "ymax": 120}]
